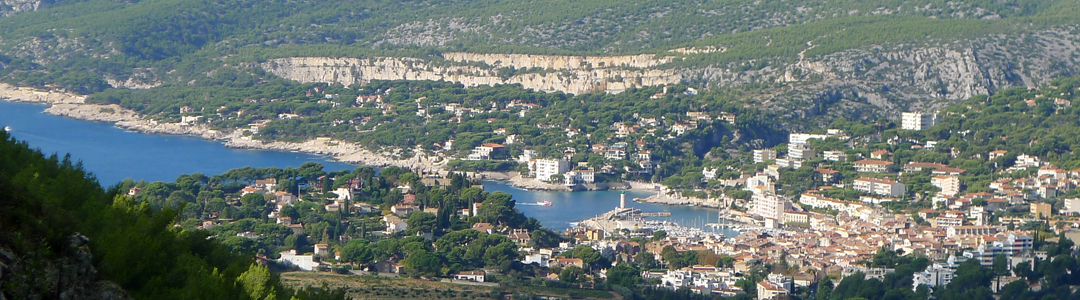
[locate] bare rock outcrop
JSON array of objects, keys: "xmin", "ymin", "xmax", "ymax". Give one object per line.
[
  {"xmin": 0, "ymin": 83, "xmax": 85, "ymax": 104},
  {"xmin": 262, "ymin": 54, "xmax": 682, "ymax": 95},
  {"xmin": 1, "ymin": 0, "xmax": 42, "ymax": 17}
]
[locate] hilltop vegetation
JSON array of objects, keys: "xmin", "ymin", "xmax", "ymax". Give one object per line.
[
  {"xmin": 0, "ymin": 0, "xmax": 1078, "ymax": 93},
  {"xmin": 0, "ymin": 130, "xmax": 345, "ymax": 300}
]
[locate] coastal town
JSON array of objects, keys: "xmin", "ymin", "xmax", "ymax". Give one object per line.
[
  {"xmin": 9, "ymin": 0, "xmax": 1080, "ymax": 299},
  {"xmin": 164, "ymin": 100, "xmax": 1080, "ymax": 299},
  {"xmin": 7, "ymin": 76, "xmax": 1080, "ymax": 299}
]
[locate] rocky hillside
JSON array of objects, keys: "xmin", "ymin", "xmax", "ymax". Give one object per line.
[
  {"xmin": 261, "ymin": 26, "xmax": 1080, "ymax": 125},
  {"xmin": 0, "ymin": 0, "xmax": 42, "ymax": 17},
  {"xmin": 1, "ymin": 0, "xmax": 1079, "ymax": 126}
]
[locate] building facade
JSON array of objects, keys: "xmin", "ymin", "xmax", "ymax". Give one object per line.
[
  {"xmin": 901, "ymin": 112, "xmax": 938, "ymax": 130},
  {"xmin": 536, "ymin": 159, "xmax": 570, "ymax": 182}
]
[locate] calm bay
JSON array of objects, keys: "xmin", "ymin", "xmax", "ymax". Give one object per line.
[{"xmin": 1, "ymin": 100, "xmax": 731, "ymax": 232}]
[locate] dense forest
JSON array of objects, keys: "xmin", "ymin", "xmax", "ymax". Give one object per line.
[{"xmin": 0, "ymin": 130, "xmax": 345, "ymax": 299}]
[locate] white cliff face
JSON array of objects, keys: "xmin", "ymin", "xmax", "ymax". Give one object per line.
[
  {"xmin": 0, "ymin": 83, "xmax": 86, "ymax": 104},
  {"xmin": 262, "ymin": 54, "xmax": 682, "ymax": 95},
  {"xmin": 441, "ymin": 52, "xmax": 673, "ymax": 69},
  {"xmin": 264, "ymin": 27, "xmax": 1080, "ymax": 115},
  {"xmin": 1, "ymin": 0, "xmax": 41, "ymax": 16}
]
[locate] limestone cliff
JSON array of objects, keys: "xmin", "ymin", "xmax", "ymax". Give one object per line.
[
  {"xmin": 441, "ymin": 52, "xmax": 673, "ymax": 69},
  {"xmin": 262, "ymin": 54, "xmax": 682, "ymax": 95},
  {"xmin": 264, "ymin": 28, "xmax": 1080, "ymax": 119}
]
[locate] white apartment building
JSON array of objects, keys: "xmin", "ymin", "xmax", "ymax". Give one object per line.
[
  {"xmin": 776, "ymin": 158, "xmax": 803, "ymax": 169},
  {"xmin": 788, "ymin": 143, "xmax": 815, "ymax": 161},
  {"xmin": 745, "ymin": 174, "xmax": 775, "ymax": 195},
  {"xmin": 853, "ymin": 159, "xmax": 894, "ymax": 173},
  {"xmin": 912, "ymin": 263, "xmax": 956, "ymax": 291},
  {"xmin": 757, "ymin": 274, "xmax": 792, "ymax": 299},
  {"xmin": 517, "ymin": 149, "xmax": 537, "ymax": 163},
  {"xmin": 932, "ymin": 175, "xmax": 961, "ymax": 196},
  {"xmin": 853, "ymin": 177, "xmax": 906, "ymax": 197},
  {"xmin": 751, "ymin": 193, "xmax": 790, "ymax": 222},
  {"xmin": 753, "ymin": 149, "xmax": 777, "ymax": 163},
  {"xmin": 702, "ymin": 167, "xmax": 719, "ymax": 180},
  {"xmin": 1015, "ymin": 154, "xmax": 1042, "ymax": 168},
  {"xmin": 564, "ymin": 170, "xmax": 595, "ymax": 184},
  {"xmin": 799, "ymin": 193, "xmax": 865, "ymax": 213},
  {"xmin": 1064, "ymin": 198, "xmax": 1080, "ymax": 215},
  {"xmin": 788, "ymin": 133, "xmax": 830, "ymax": 145},
  {"xmin": 901, "ymin": 112, "xmax": 938, "ymax": 130},
  {"xmin": 823, "ymin": 150, "xmax": 847, "ymax": 162},
  {"xmin": 964, "ymin": 234, "xmax": 1034, "ymax": 266},
  {"xmin": 535, "ymin": 159, "xmax": 569, "ymax": 182}
]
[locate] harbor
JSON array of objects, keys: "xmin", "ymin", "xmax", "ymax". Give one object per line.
[{"xmin": 573, "ymin": 193, "xmax": 741, "ymax": 239}]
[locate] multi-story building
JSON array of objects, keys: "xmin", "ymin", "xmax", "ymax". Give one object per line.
[
  {"xmin": 467, "ymin": 143, "xmax": 507, "ymax": 160},
  {"xmin": 815, "ymin": 168, "xmax": 840, "ymax": 183},
  {"xmin": 913, "ymin": 263, "xmax": 956, "ymax": 291},
  {"xmin": 535, "ymin": 159, "xmax": 570, "ymax": 182},
  {"xmin": 702, "ymin": 167, "xmax": 719, "ymax": 180},
  {"xmin": 776, "ymin": 158, "xmax": 803, "ymax": 169},
  {"xmin": 788, "ymin": 143, "xmax": 815, "ymax": 161},
  {"xmin": 1064, "ymin": 198, "xmax": 1080, "ymax": 215},
  {"xmin": 853, "ymin": 177, "xmax": 906, "ymax": 197},
  {"xmin": 933, "ymin": 211, "xmax": 965, "ymax": 227},
  {"xmin": 988, "ymin": 150, "xmax": 1008, "ymax": 160},
  {"xmin": 901, "ymin": 112, "xmax": 938, "ymax": 130},
  {"xmin": 783, "ymin": 211, "xmax": 810, "ymax": 224},
  {"xmin": 757, "ymin": 274, "xmax": 792, "ymax": 300},
  {"xmin": 853, "ymin": 159, "xmax": 894, "ymax": 173},
  {"xmin": 798, "ymin": 193, "xmax": 865, "ymax": 213},
  {"xmin": 564, "ymin": 170, "xmax": 595, "ymax": 184},
  {"xmin": 931, "ymin": 175, "xmax": 961, "ymax": 196},
  {"xmin": 823, "ymin": 151, "xmax": 847, "ymax": 162},
  {"xmin": 964, "ymin": 233, "xmax": 1034, "ymax": 266},
  {"xmin": 1030, "ymin": 202, "xmax": 1052, "ymax": 219},
  {"xmin": 1015, "ymin": 154, "xmax": 1042, "ymax": 168},
  {"xmin": 946, "ymin": 225, "xmax": 997, "ymax": 238},
  {"xmin": 751, "ymin": 193, "xmax": 790, "ymax": 222},
  {"xmin": 789, "ymin": 133, "xmax": 830, "ymax": 145},
  {"xmin": 604, "ymin": 149, "xmax": 626, "ymax": 160},
  {"xmin": 753, "ymin": 149, "xmax": 777, "ymax": 163}
]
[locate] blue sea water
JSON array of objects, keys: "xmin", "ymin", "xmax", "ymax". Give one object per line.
[
  {"xmin": 0, "ymin": 101, "xmax": 355, "ymax": 185},
  {"xmin": 1, "ymin": 100, "xmax": 735, "ymax": 233}
]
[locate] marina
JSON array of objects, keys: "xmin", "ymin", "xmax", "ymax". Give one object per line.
[{"xmin": 573, "ymin": 193, "xmax": 740, "ymax": 239}]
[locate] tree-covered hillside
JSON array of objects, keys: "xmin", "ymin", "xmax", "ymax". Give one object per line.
[
  {"xmin": 0, "ymin": 130, "xmax": 344, "ymax": 300},
  {"xmin": 1, "ymin": 0, "xmax": 1079, "ymax": 93}
]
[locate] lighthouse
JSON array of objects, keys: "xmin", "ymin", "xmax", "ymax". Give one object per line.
[{"xmin": 620, "ymin": 192, "xmax": 626, "ymax": 208}]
